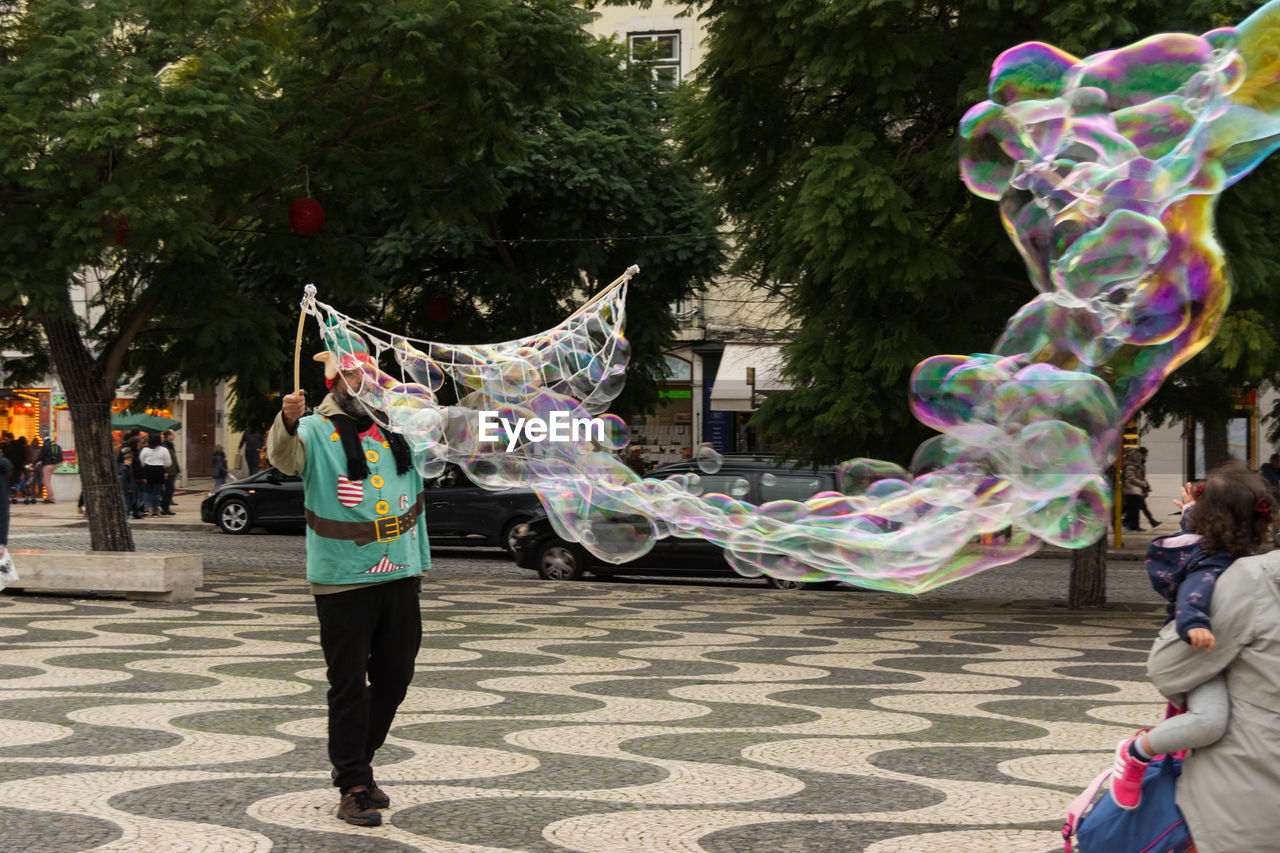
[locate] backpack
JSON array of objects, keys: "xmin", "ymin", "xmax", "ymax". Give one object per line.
[
  {"xmin": 1062, "ymin": 754, "xmax": 1192, "ymax": 853},
  {"xmin": 46, "ymin": 442, "xmax": 62, "ymax": 463}
]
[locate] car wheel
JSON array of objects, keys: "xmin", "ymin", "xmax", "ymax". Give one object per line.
[
  {"xmin": 218, "ymin": 498, "xmax": 253, "ymax": 535},
  {"xmin": 536, "ymin": 540, "xmax": 586, "ymax": 581},
  {"xmin": 500, "ymin": 519, "xmax": 527, "ymax": 561}
]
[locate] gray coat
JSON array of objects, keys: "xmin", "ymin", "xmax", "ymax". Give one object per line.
[{"xmin": 1147, "ymin": 552, "xmax": 1280, "ymax": 853}]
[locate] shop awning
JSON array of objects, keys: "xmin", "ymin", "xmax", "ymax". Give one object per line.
[
  {"xmin": 111, "ymin": 411, "xmax": 182, "ymax": 432},
  {"xmin": 708, "ymin": 344, "xmax": 790, "ymax": 411}
]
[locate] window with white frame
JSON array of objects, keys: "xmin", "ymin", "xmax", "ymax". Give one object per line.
[{"xmin": 628, "ymin": 31, "xmax": 681, "ymax": 86}]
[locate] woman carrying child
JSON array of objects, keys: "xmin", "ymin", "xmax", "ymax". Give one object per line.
[{"xmin": 1111, "ymin": 460, "xmax": 1273, "ymax": 812}]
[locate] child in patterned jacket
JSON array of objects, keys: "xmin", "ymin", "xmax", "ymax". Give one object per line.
[{"xmin": 1110, "ymin": 459, "xmax": 1274, "ymax": 809}]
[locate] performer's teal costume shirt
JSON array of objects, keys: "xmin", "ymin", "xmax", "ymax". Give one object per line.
[{"xmin": 269, "ymin": 396, "xmax": 429, "ymax": 586}]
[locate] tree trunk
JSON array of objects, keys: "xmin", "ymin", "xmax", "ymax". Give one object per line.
[
  {"xmin": 1202, "ymin": 416, "xmax": 1231, "ymax": 472},
  {"xmin": 1068, "ymin": 535, "xmax": 1106, "ymax": 607},
  {"xmin": 41, "ymin": 307, "xmax": 134, "ymax": 552}
]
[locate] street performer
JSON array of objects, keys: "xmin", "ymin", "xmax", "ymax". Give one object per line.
[{"xmin": 267, "ymin": 330, "xmax": 429, "ymax": 828}]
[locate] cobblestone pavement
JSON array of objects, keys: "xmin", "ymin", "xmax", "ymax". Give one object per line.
[{"xmin": 0, "ymin": 527, "xmax": 1171, "ymax": 853}]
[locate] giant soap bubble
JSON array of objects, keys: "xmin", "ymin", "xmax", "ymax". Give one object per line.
[{"xmin": 304, "ymin": 1, "xmax": 1280, "ymax": 593}]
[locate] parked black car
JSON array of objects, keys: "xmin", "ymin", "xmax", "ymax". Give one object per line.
[
  {"xmin": 512, "ymin": 455, "xmax": 842, "ymax": 589},
  {"xmin": 200, "ymin": 467, "xmax": 302, "ymax": 535},
  {"xmin": 200, "ymin": 463, "xmax": 543, "ymax": 557}
]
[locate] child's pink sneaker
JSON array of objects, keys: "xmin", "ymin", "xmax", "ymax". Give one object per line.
[{"xmin": 1110, "ymin": 732, "xmax": 1150, "ymax": 810}]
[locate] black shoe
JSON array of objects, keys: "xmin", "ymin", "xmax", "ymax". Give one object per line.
[
  {"xmin": 160, "ymin": 510, "xmax": 175, "ymax": 516},
  {"xmin": 337, "ymin": 786, "xmax": 382, "ymax": 826}
]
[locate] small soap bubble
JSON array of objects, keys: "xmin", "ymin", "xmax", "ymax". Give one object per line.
[
  {"xmin": 416, "ymin": 459, "xmax": 447, "ymax": 480},
  {"xmin": 730, "ymin": 478, "xmax": 750, "ymax": 497},
  {"xmin": 695, "ymin": 445, "xmax": 723, "ymax": 474},
  {"xmin": 761, "ymin": 473, "xmax": 776, "ymax": 487}
]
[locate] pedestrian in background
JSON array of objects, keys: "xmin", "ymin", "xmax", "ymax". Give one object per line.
[
  {"xmin": 239, "ymin": 431, "xmax": 264, "ymax": 476},
  {"xmin": 0, "ymin": 453, "xmax": 11, "ymax": 546},
  {"xmin": 117, "ymin": 430, "xmax": 145, "ymax": 518},
  {"xmin": 211, "ymin": 444, "xmax": 228, "ymax": 489},
  {"xmin": 1122, "ymin": 446, "xmax": 1156, "ymax": 531},
  {"xmin": 3, "ymin": 435, "xmax": 23, "ymax": 484},
  {"xmin": 118, "ymin": 452, "xmax": 137, "ymax": 519},
  {"xmin": 137, "ymin": 433, "xmax": 171, "ymax": 518},
  {"xmin": 34, "ymin": 431, "xmax": 61, "ymax": 503},
  {"xmin": 160, "ymin": 428, "xmax": 179, "ymax": 515},
  {"xmin": 1260, "ymin": 451, "xmax": 1280, "ymax": 501}
]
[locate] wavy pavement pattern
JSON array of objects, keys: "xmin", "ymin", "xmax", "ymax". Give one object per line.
[{"xmin": 0, "ymin": 578, "xmax": 1166, "ymax": 852}]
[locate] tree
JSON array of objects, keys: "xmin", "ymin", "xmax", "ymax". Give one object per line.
[
  {"xmin": 1069, "ymin": 536, "xmax": 1108, "ymax": 608},
  {"xmin": 678, "ymin": 0, "xmax": 1276, "ymax": 466},
  {"xmin": 0, "ymin": 0, "xmax": 721, "ymax": 550},
  {"xmin": 1, "ymin": 0, "xmax": 287, "ymax": 549},
  {"xmin": 225, "ymin": 29, "xmax": 722, "ymax": 426}
]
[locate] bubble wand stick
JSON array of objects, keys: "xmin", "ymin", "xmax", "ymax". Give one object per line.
[
  {"xmin": 569, "ymin": 265, "xmax": 639, "ymax": 319},
  {"xmin": 294, "ymin": 284, "xmax": 318, "ymax": 394}
]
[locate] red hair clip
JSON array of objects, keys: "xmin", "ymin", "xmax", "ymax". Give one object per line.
[{"xmin": 1256, "ymin": 498, "xmax": 1272, "ymax": 518}]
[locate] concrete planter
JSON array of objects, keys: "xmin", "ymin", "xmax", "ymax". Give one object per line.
[{"xmin": 3, "ymin": 550, "xmax": 203, "ymax": 601}]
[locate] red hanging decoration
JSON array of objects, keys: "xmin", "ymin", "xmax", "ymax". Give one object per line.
[
  {"xmin": 99, "ymin": 215, "xmax": 130, "ymax": 245},
  {"xmin": 424, "ymin": 297, "xmax": 451, "ymax": 322},
  {"xmin": 289, "ymin": 198, "xmax": 325, "ymax": 235}
]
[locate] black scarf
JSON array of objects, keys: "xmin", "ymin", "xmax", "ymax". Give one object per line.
[{"xmin": 329, "ymin": 412, "xmax": 413, "ymax": 481}]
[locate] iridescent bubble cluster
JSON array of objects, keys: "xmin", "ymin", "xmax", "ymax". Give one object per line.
[{"xmin": 309, "ymin": 2, "xmax": 1280, "ymax": 593}]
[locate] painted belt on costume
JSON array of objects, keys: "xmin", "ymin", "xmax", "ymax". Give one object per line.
[{"xmin": 305, "ymin": 492, "xmax": 426, "ymax": 547}]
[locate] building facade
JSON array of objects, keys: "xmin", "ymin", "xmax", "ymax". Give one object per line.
[{"xmin": 588, "ymin": 4, "xmax": 796, "ymax": 466}]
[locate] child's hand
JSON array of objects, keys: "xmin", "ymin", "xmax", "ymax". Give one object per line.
[
  {"xmin": 1187, "ymin": 627, "xmax": 1216, "ymax": 651},
  {"xmin": 1174, "ymin": 482, "xmax": 1196, "ymax": 510}
]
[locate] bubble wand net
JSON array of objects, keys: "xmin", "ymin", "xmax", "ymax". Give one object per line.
[{"xmin": 299, "ymin": 265, "xmax": 637, "ymax": 481}]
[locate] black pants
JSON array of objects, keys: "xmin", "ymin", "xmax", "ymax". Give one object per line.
[
  {"xmin": 314, "ymin": 576, "xmax": 422, "ymax": 791},
  {"xmin": 1123, "ymin": 494, "xmax": 1155, "ymax": 529}
]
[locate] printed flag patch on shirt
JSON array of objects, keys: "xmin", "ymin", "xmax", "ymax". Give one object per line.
[
  {"xmin": 336, "ymin": 475, "xmax": 364, "ymax": 507},
  {"xmin": 362, "ymin": 557, "xmax": 408, "ymax": 575}
]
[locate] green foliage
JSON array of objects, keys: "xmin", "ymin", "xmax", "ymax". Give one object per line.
[
  {"xmin": 0, "ymin": 0, "xmax": 721, "ymax": 429},
  {"xmin": 678, "ymin": 0, "xmax": 1278, "ymax": 465},
  {"xmin": 234, "ymin": 33, "xmax": 722, "ymax": 425},
  {"xmin": 0, "ymin": 0, "xmax": 290, "ymax": 399}
]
